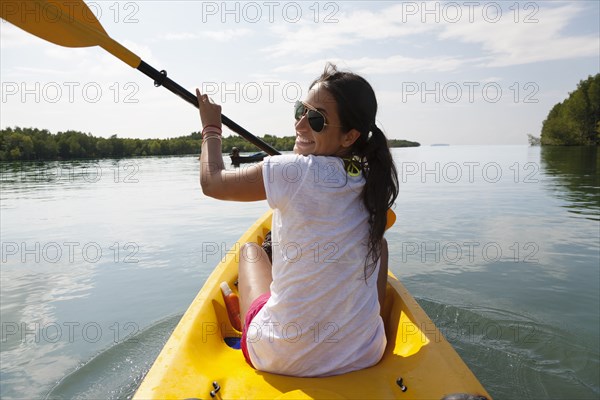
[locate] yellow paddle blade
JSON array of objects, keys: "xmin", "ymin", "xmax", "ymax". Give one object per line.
[
  {"xmin": 1, "ymin": 0, "xmax": 141, "ymax": 67},
  {"xmin": 385, "ymin": 208, "xmax": 396, "ymax": 230},
  {"xmin": 1, "ymin": 0, "xmax": 106, "ymax": 47}
]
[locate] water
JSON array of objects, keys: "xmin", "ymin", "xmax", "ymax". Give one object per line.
[{"xmin": 0, "ymin": 146, "xmax": 598, "ymax": 399}]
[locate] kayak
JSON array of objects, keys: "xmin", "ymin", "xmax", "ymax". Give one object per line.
[{"xmin": 134, "ymin": 210, "xmax": 491, "ymax": 399}]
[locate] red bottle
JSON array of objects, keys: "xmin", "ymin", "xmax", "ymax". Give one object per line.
[{"xmin": 220, "ymin": 282, "xmax": 242, "ymax": 332}]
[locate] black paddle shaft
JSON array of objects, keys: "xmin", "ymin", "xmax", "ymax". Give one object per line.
[{"xmin": 137, "ymin": 61, "xmax": 280, "ymax": 156}]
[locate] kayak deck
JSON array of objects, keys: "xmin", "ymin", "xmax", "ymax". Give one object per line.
[{"xmin": 134, "ymin": 210, "xmax": 490, "ymax": 399}]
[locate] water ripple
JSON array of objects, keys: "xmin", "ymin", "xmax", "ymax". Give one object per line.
[
  {"xmin": 418, "ymin": 298, "xmax": 600, "ymax": 399},
  {"xmin": 44, "ymin": 315, "xmax": 181, "ymax": 400}
]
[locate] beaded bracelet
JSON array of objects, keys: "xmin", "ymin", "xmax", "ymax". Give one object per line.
[
  {"xmin": 202, "ymin": 131, "xmax": 222, "ymax": 140},
  {"xmin": 202, "ymin": 125, "xmax": 222, "ymax": 136},
  {"xmin": 202, "ymin": 134, "xmax": 222, "ymax": 143},
  {"xmin": 202, "ymin": 124, "xmax": 221, "ymax": 131},
  {"xmin": 203, "ymin": 132, "xmax": 222, "ymax": 138}
]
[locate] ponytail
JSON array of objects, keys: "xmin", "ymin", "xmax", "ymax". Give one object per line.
[{"xmin": 360, "ymin": 124, "xmax": 399, "ymax": 279}]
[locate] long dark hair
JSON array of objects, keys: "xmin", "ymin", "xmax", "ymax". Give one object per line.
[{"xmin": 310, "ymin": 63, "xmax": 399, "ymax": 279}]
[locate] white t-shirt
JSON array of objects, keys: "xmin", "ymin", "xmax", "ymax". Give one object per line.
[{"xmin": 245, "ymin": 154, "xmax": 386, "ymax": 377}]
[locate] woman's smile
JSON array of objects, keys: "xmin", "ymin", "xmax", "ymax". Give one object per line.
[{"xmin": 295, "ymin": 135, "xmax": 315, "ymax": 144}]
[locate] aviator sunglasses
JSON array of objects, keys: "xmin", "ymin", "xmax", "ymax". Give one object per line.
[{"xmin": 294, "ymin": 100, "xmax": 343, "ymax": 133}]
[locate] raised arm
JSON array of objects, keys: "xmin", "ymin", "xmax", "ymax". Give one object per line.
[{"xmin": 196, "ymin": 89, "xmax": 267, "ymax": 202}]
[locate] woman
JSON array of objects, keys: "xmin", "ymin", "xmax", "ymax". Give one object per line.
[{"xmin": 197, "ymin": 63, "xmax": 398, "ymax": 377}]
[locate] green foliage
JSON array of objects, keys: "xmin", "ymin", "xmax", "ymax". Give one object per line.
[
  {"xmin": 0, "ymin": 127, "xmax": 203, "ymax": 161},
  {"xmin": 0, "ymin": 127, "xmax": 420, "ymax": 161},
  {"xmin": 541, "ymin": 74, "xmax": 600, "ymax": 146},
  {"xmin": 388, "ymin": 139, "xmax": 420, "ymax": 148},
  {"xmin": 527, "ymin": 134, "xmax": 541, "ymax": 146}
]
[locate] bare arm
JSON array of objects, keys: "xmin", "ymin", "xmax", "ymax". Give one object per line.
[{"xmin": 197, "ymin": 89, "xmax": 267, "ymax": 202}]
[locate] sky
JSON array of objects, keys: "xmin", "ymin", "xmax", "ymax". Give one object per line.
[{"xmin": 1, "ymin": 0, "xmax": 599, "ymax": 145}]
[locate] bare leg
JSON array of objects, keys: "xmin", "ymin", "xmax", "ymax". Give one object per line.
[
  {"xmin": 377, "ymin": 239, "xmax": 389, "ymax": 318},
  {"xmin": 238, "ymin": 243, "xmax": 273, "ymax": 326}
]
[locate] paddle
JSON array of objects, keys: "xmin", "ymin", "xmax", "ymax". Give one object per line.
[{"xmin": 0, "ymin": 0, "xmax": 280, "ymax": 155}]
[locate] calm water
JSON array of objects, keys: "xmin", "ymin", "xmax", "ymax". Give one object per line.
[{"xmin": 0, "ymin": 146, "xmax": 598, "ymax": 399}]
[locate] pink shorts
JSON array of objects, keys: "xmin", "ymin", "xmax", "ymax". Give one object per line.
[{"xmin": 241, "ymin": 292, "xmax": 270, "ymax": 368}]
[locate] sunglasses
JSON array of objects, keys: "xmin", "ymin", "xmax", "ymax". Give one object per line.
[{"xmin": 294, "ymin": 100, "xmax": 343, "ymax": 133}]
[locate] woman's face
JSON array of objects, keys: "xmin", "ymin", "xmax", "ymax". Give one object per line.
[{"xmin": 293, "ymin": 83, "xmax": 357, "ymax": 157}]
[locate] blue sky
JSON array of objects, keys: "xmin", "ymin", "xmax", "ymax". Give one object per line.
[{"xmin": 1, "ymin": 1, "xmax": 599, "ymax": 145}]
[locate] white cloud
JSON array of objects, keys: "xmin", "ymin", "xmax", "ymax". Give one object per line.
[
  {"xmin": 262, "ymin": 4, "xmax": 434, "ymax": 58},
  {"xmin": 439, "ymin": 3, "xmax": 599, "ymax": 67},
  {"xmin": 161, "ymin": 29, "xmax": 252, "ymax": 43},
  {"xmin": 0, "ymin": 24, "xmax": 41, "ymax": 48},
  {"xmin": 162, "ymin": 32, "xmax": 197, "ymax": 41},
  {"xmin": 263, "ymin": 2, "xmax": 598, "ymax": 68},
  {"xmin": 4, "ymin": 66, "xmax": 69, "ymax": 79},
  {"xmin": 199, "ymin": 28, "xmax": 253, "ymax": 42},
  {"xmin": 273, "ymin": 55, "xmax": 469, "ymax": 75},
  {"xmin": 262, "ymin": 25, "xmax": 353, "ymax": 58},
  {"xmin": 349, "ymin": 55, "xmax": 468, "ymax": 74}
]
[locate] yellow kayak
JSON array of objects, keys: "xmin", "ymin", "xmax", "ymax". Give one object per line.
[{"xmin": 134, "ymin": 210, "xmax": 491, "ymax": 399}]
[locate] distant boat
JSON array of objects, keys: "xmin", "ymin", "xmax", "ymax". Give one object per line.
[{"xmin": 230, "ymin": 151, "xmax": 267, "ymax": 165}]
